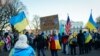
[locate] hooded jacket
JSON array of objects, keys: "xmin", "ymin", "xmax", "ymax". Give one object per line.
[{"xmin": 9, "ymin": 34, "xmax": 35, "ymax": 56}]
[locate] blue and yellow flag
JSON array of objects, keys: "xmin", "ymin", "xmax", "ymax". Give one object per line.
[
  {"xmin": 10, "ymin": 12, "xmax": 28, "ymax": 32},
  {"xmin": 54, "ymin": 35, "xmax": 61, "ymax": 50},
  {"xmin": 85, "ymin": 11, "xmax": 97, "ymax": 31},
  {"xmin": 85, "ymin": 33, "xmax": 92, "ymax": 43}
]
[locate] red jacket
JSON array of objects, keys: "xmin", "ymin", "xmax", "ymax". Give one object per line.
[{"xmin": 62, "ymin": 35, "xmax": 68, "ymax": 44}]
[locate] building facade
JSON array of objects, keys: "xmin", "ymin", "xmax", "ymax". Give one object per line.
[
  {"xmin": 71, "ymin": 21, "xmax": 83, "ymax": 33},
  {"xmin": 59, "ymin": 20, "xmax": 83, "ymax": 34}
]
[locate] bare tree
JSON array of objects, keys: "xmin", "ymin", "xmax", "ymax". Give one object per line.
[
  {"xmin": 32, "ymin": 15, "xmax": 40, "ymax": 33},
  {"xmin": 96, "ymin": 16, "xmax": 100, "ymax": 23},
  {"xmin": 96, "ymin": 16, "xmax": 100, "ymax": 30},
  {"xmin": 0, "ymin": 1, "xmax": 11, "ymax": 30},
  {"xmin": 0, "ymin": 0, "xmax": 26, "ymax": 32}
]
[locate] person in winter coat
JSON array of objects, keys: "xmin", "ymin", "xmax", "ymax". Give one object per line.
[
  {"xmin": 34, "ymin": 32, "xmax": 46, "ymax": 56},
  {"xmin": 77, "ymin": 30, "xmax": 85, "ymax": 55},
  {"xmin": 69, "ymin": 32, "xmax": 77, "ymax": 55},
  {"xmin": 0, "ymin": 36, "xmax": 4, "ymax": 52},
  {"xmin": 61, "ymin": 32, "xmax": 69, "ymax": 54},
  {"xmin": 9, "ymin": 34, "xmax": 36, "ymax": 56},
  {"xmin": 4, "ymin": 32, "xmax": 11, "ymax": 51},
  {"xmin": 49, "ymin": 32, "xmax": 61, "ymax": 56}
]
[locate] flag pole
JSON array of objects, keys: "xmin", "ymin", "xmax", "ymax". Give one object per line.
[{"xmin": 91, "ymin": 9, "xmax": 92, "ymax": 14}]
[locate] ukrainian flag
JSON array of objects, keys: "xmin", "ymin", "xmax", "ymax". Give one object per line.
[
  {"xmin": 85, "ymin": 12, "xmax": 97, "ymax": 31},
  {"xmin": 85, "ymin": 33, "xmax": 92, "ymax": 43},
  {"xmin": 49, "ymin": 35, "xmax": 61, "ymax": 50},
  {"xmin": 10, "ymin": 12, "xmax": 28, "ymax": 32},
  {"xmin": 54, "ymin": 36, "xmax": 61, "ymax": 50}
]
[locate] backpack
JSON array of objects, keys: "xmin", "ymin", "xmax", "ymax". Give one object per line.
[{"xmin": 72, "ymin": 37, "xmax": 77, "ymax": 45}]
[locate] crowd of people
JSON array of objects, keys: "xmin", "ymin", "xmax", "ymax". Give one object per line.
[{"xmin": 0, "ymin": 29, "xmax": 100, "ymax": 56}]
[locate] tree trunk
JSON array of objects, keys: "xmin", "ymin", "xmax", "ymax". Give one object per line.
[{"xmin": 11, "ymin": 25, "xmax": 18, "ymax": 33}]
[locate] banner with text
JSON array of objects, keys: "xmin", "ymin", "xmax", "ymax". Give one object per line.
[{"xmin": 40, "ymin": 15, "xmax": 59, "ymax": 31}]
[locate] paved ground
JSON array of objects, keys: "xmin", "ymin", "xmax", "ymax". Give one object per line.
[{"xmin": 0, "ymin": 48, "xmax": 100, "ymax": 56}]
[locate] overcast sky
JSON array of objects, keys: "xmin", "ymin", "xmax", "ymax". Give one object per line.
[{"xmin": 21, "ymin": 0, "xmax": 100, "ymax": 25}]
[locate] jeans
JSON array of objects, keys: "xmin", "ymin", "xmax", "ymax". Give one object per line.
[{"xmin": 62, "ymin": 44, "xmax": 66, "ymax": 54}]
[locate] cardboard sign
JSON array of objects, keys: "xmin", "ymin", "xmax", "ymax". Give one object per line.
[{"xmin": 40, "ymin": 15, "xmax": 59, "ymax": 31}]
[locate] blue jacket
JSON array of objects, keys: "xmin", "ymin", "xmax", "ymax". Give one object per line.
[{"xmin": 9, "ymin": 46, "xmax": 35, "ymax": 56}]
